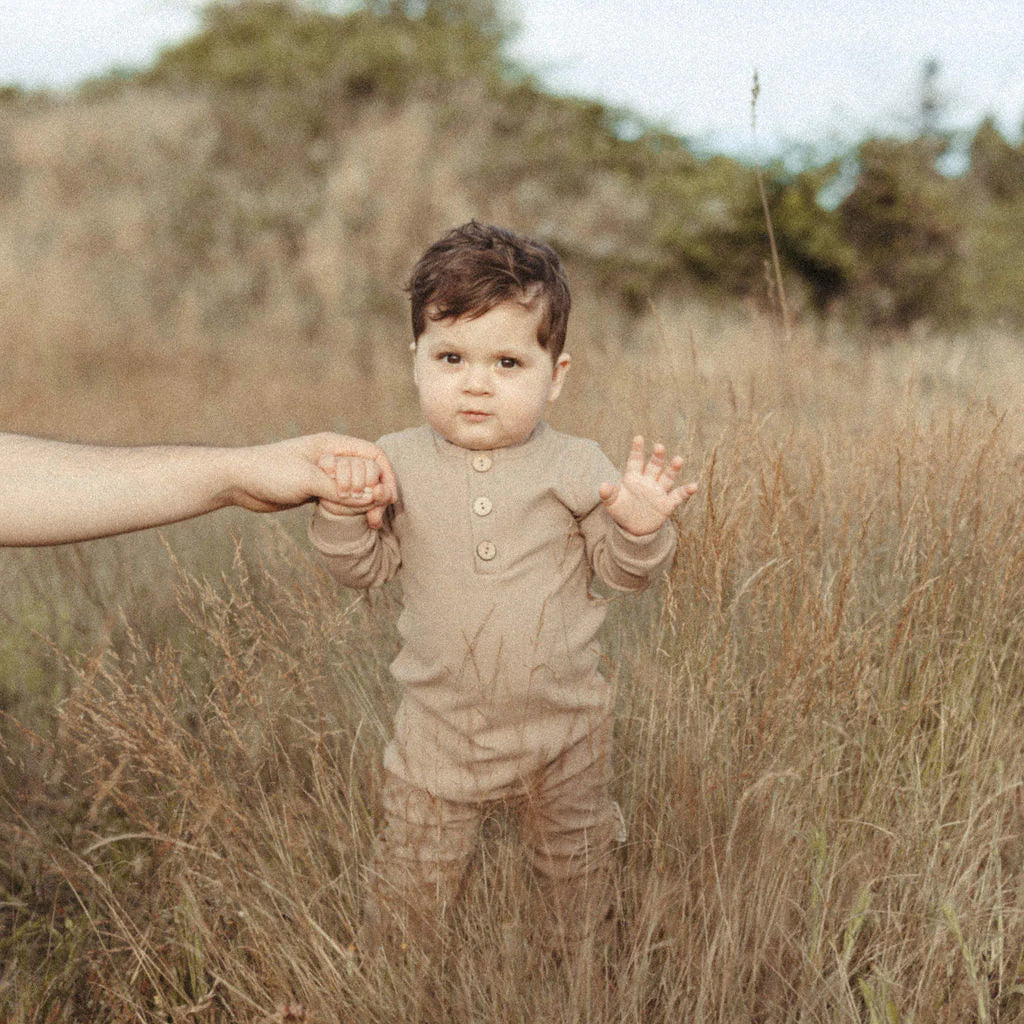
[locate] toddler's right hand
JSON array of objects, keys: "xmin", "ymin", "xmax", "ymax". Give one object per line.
[{"xmin": 318, "ymin": 455, "xmax": 391, "ymax": 528}]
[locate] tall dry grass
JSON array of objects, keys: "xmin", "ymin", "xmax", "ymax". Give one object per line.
[{"xmin": 5, "ymin": 298, "xmax": 1024, "ymax": 1021}]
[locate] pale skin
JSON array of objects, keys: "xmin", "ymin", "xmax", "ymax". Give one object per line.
[
  {"xmin": 320, "ymin": 299, "xmax": 698, "ymax": 534},
  {"xmin": 0, "ymin": 432, "xmax": 397, "ymax": 547}
]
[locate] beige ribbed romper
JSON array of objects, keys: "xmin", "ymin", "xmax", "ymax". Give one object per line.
[{"xmin": 310, "ymin": 421, "xmax": 676, "ymax": 952}]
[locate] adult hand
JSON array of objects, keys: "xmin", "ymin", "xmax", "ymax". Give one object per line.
[
  {"xmin": 0, "ymin": 431, "xmax": 398, "ymax": 546},
  {"xmin": 229, "ymin": 434, "xmax": 397, "ymax": 528}
]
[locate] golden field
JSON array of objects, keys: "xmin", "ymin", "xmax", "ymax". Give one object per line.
[{"xmin": 4, "ymin": 86, "xmax": 1024, "ymax": 1023}]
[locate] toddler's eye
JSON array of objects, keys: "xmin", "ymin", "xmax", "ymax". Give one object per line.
[
  {"xmin": 440, "ymin": 352, "xmax": 461, "ymax": 365},
  {"xmin": 498, "ymin": 357, "xmax": 519, "ymax": 369}
]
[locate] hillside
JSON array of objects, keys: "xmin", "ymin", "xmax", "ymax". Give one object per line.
[{"xmin": 2, "ymin": 0, "xmax": 1023, "ymax": 388}]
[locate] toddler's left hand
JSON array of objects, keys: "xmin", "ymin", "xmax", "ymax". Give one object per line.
[
  {"xmin": 317, "ymin": 455, "xmax": 392, "ymax": 528},
  {"xmin": 599, "ymin": 436, "xmax": 698, "ymax": 536}
]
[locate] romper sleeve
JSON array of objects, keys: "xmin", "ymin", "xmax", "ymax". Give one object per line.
[
  {"xmin": 560, "ymin": 437, "xmax": 677, "ymax": 593},
  {"xmin": 583, "ymin": 512, "xmax": 676, "ymax": 592},
  {"xmin": 309, "ymin": 501, "xmax": 402, "ymax": 589}
]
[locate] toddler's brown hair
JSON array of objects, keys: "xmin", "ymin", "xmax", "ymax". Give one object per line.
[{"xmin": 407, "ymin": 221, "xmax": 571, "ymax": 359}]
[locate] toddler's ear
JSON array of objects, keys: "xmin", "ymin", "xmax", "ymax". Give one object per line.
[{"xmin": 548, "ymin": 353, "xmax": 571, "ymax": 402}]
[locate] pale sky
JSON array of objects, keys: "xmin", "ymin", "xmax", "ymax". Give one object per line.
[{"xmin": 1, "ymin": 0, "xmax": 1022, "ymax": 157}]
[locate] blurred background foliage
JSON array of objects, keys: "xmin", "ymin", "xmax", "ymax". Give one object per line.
[{"xmin": 2, "ymin": 0, "xmax": 1023, "ymax": 334}]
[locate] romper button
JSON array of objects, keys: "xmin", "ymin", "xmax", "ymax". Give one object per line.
[
  {"xmin": 472, "ymin": 453, "xmax": 493, "ymax": 472},
  {"xmin": 473, "ymin": 496, "xmax": 493, "ymax": 516},
  {"xmin": 476, "ymin": 540, "xmax": 496, "ymax": 561}
]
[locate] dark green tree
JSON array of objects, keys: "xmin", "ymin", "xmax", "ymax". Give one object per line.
[
  {"xmin": 838, "ymin": 137, "xmax": 964, "ymax": 326},
  {"xmin": 146, "ymin": 0, "xmax": 517, "ymax": 97},
  {"xmin": 770, "ymin": 162, "xmax": 858, "ymax": 314},
  {"xmin": 917, "ymin": 57, "xmax": 946, "ymax": 139},
  {"xmin": 968, "ymin": 117, "xmax": 1024, "ymax": 203}
]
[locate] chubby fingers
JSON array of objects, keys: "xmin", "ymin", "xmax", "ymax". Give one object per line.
[
  {"xmin": 642, "ymin": 443, "xmax": 679, "ymax": 481},
  {"xmin": 643, "ymin": 440, "xmax": 665, "ymax": 475},
  {"xmin": 634, "ymin": 436, "xmax": 691, "ymax": 491},
  {"xmin": 318, "ymin": 434, "xmax": 398, "ymax": 507},
  {"xmin": 656, "ymin": 454, "xmax": 687, "ymax": 493},
  {"xmin": 624, "ymin": 435, "xmax": 647, "ymax": 477},
  {"xmin": 342, "ymin": 458, "xmax": 382, "ymax": 501},
  {"xmin": 369, "ymin": 452, "xmax": 397, "ymax": 506},
  {"xmin": 667, "ymin": 480, "xmax": 700, "ymax": 510},
  {"xmin": 656, "ymin": 443, "xmax": 698, "ymax": 506},
  {"xmin": 338, "ymin": 457, "xmax": 359, "ymax": 495},
  {"xmin": 350, "ymin": 457, "xmax": 382, "ymax": 494},
  {"xmin": 318, "ymin": 456, "xmax": 383, "ymax": 504},
  {"xmin": 629, "ymin": 436, "xmax": 682, "ymax": 473},
  {"xmin": 638, "ymin": 438, "xmax": 700, "ymax": 512}
]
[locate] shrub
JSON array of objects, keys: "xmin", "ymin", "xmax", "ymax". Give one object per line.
[
  {"xmin": 839, "ymin": 137, "xmax": 966, "ymax": 327},
  {"xmin": 145, "ymin": 0, "xmax": 517, "ymax": 101}
]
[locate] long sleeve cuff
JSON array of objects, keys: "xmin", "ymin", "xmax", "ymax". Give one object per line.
[
  {"xmin": 606, "ymin": 519, "xmax": 677, "ymax": 576},
  {"xmin": 309, "ymin": 504, "xmax": 373, "ymax": 554}
]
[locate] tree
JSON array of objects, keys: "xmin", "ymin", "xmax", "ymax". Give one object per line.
[
  {"xmin": 839, "ymin": 137, "xmax": 964, "ymax": 326},
  {"xmin": 968, "ymin": 117, "xmax": 1024, "ymax": 202},
  {"xmin": 146, "ymin": 0, "xmax": 518, "ymax": 97},
  {"xmin": 917, "ymin": 57, "xmax": 947, "ymax": 139},
  {"xmin": 770, "ymin": 162, "xmax": 858, "ymax": 314}
]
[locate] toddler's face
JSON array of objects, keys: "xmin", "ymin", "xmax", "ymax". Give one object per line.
[{"xmin": 413, "ymin": 300, "xmax": 570, "ymax": 451}]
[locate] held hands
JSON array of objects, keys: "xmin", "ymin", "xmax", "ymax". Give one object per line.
[
  {"xmin": 230, "ymin": 433, "xmax": 396, "ymax": 516},
  {"xmin": 318, "ymin": 455, "xmax": 392, "ymax": 529},
  {"xmin": 599, "ymin": 436, "xmax": 698, "ymax": 536}
]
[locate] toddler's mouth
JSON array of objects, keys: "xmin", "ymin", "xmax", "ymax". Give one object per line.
[{"xmin": 460, "ymin": 410, "xmax": 492, "ymax": 421}]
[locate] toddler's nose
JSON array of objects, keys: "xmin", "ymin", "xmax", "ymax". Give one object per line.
[{"xmin": 463, "ymin": 366, "xmax": 492, "ymax": 394}]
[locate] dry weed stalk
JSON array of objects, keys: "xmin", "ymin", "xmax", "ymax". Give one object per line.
[{"xmin": 751, "ymin": 71, "xmax": 793, "ymax": 344}]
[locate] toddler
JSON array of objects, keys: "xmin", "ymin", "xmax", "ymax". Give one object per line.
[{"xmin": 310, "ymin": 221, "xmax": 696, "ymax": 958}]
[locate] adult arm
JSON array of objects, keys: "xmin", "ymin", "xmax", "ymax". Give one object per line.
[{"xmin": 0, "ymin": 432, "xmax": 397, "ymax": 547}]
